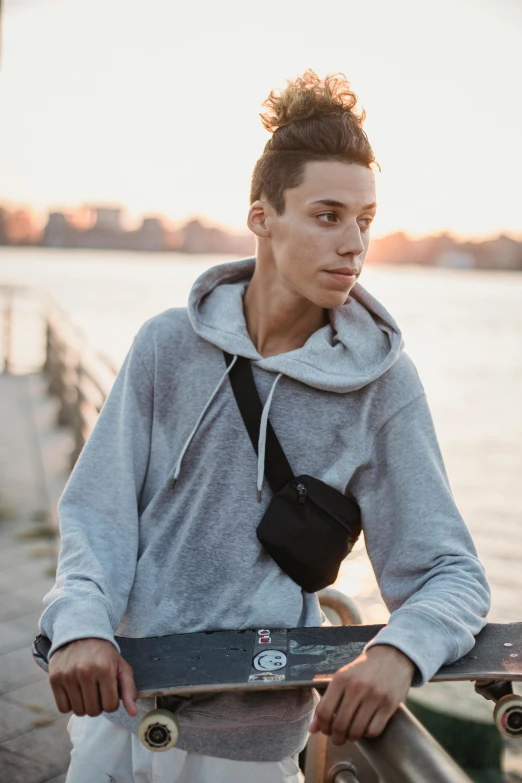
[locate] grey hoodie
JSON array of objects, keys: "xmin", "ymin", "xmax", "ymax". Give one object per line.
[{"xmin": 39, "ymin": 257, "xmax": 490, "ymax": 761}]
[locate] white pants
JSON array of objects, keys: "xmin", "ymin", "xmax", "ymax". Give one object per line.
[{"xmin": 65, "ymin": 714, "xmax": 305, "ymax": 783}]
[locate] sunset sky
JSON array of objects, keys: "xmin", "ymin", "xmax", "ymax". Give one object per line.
[{"xmin": 1, "ymin": 0, "xmax": 521, "ymax": 239}]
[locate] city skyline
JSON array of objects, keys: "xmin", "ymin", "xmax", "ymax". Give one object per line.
[
  {"xmin": 3, "ymin": 197, "xmax": 522, "ymax": 245},
  {"xmin": 2, "ymin": 200, "xmax": 521, "ymax": 271},
  {"xmin": 1, "ymin": 0, "xmax": 521, "ymax": 240}
]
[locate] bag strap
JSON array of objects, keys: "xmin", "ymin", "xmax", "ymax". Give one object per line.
[{"xmin": 223, "ymin": 351, "xmax": 294, "ymax": 494}]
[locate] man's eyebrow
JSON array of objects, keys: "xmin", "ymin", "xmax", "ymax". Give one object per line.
[{"xmin": 310, "ymin": 199, "xmax": 377, "ymax": 211}]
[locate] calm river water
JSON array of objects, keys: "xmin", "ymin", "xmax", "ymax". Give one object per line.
[{"xmin": 1, "ymin": 247, "xmax": 521, "ymax": 631}]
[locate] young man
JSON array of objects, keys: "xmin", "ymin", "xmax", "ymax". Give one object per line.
[{"xmin": 39, "ymin": 70, "xmax": 490, "ymax": 782}]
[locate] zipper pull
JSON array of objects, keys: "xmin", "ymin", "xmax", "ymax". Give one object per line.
[{"xmin": 295, "ymin": 482, "xmax": 307, "ymax": 505}]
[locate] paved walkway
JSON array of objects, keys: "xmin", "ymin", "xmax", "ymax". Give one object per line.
[{"xmin": 0, "ymin": 371, "xmax": 72, "ymax": 783}]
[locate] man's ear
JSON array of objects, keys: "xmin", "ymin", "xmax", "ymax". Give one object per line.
[{"xmin": 247, "ymin": 200, "xmax": 271, "ymax": 239}]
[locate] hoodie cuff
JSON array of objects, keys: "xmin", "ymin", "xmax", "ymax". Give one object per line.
[
  {"xmin": 40, "ymin": 597, "xmax": 121, "ymax": 659},
  {"xmin": 362, "ymin": 609, "xmax": 458, "ymax": 687}
]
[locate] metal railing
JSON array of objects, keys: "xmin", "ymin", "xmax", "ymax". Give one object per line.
[
  {"xmin": 317, "ymin": 588, "xmax": 363, "ymax": 626},
  {"xmin": 1, "ymin": 283, "xmax": 20, "ymax": 374},
  {"xmin": 1, "ymin": 283, "xmax": 117, "ymax": 468},
  {"xmin": 315, "ymin": 590, "xmax": 475, "ymax": 783},
  {"xmin": 356, "ymin": 706, "xmax": 474, "ymax": 783}
]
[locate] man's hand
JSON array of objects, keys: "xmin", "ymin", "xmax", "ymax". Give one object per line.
[
  {"xmin": 48, "ymin": 638, "xmax": 138, "ymax": 718},
  {"xmin": 308, "ymin": 644, "xmax": 416, "ymax": 745}
]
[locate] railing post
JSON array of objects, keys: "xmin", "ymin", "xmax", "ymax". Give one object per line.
[
  {"xmin": 57, "ymin": 347, "xmax": 78, "ymax": 429},
  {"xmin": 47, "ymin": 322, "xmax": 63, "ymax": 399},
  {"xmin": 70, "ymin": 358, "xmax": 85, "ymax": 470},
  {"xmin": 2, "ymin": 286, "xmax": 13, "ymax": 374},
  {"xmin": 43, "ymin": 320, "xmax": 52, "ymax": 377}
]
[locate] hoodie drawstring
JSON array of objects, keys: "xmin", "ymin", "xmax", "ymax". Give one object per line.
[
  {"xmin": 170, "ymin": 355, "xmax": 239, "ymax": 489},
  {"xmin": 257, "ymin": 373, "xmax": 283, "ymax": 503},
  {"xmin": 171, "ymin": 356, "xmax": 283, "ymax": 501}
]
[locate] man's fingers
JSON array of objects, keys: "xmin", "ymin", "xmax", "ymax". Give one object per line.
[
  {"xmin": 339, "ymin": 699, "xmax": 379, "ymax": 744},
  {"xmin": 364, "ymin": 705, "xmax": 395, "ymax": 739},
  {"xmin": 78, "ymin": 672, "xmax": 103, "ymax": 717},
  {"xmin": 118, "ymin": 660, "xmax": 138, "ymax": 717},
  {"xmin": 63, "ymin": 678, "xmax": 86, "ymax": 716},
  {"xmin": 99, "ymin": 666, "xmax": 120, "ymax": 713},
  {"xmin": 329, "ymin": 694, "xmax": 367, "ymax": 745},
  {"xmin": 313, "ymin": 685, "xmax": 345, "ymax": 736},
  {"xmin": 50, "ymin": 682, "xmax": 72, "ymax": 714},
  {"xmin": 48, "ymin": 639, "xmax": 126, "ymax": 717}
]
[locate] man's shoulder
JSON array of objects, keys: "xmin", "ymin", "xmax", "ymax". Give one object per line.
[
  {"xmin": 384, "ymin": 351, "xmax": 423, "ymax": 393},
  {"xmin": 133, "ymin": 307, "xmax": 196, "ymax": 349},
  {"xmin": 367, "ymin": 351, "xmax": 425, "ymax": 425},
  {"xmin": 130, "ymin": 308, "xmax": 194, "ymax": 371},
  {"xmin": 138, "ymin": 307, "xmax": 190, "ymax": 338}
]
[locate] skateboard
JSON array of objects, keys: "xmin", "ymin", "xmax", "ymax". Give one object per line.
[{"xmin": 33, "ymin": 622, "xmax": 522, "ymax": 752}]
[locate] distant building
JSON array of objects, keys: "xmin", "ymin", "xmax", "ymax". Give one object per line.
[
  {"xmin": 2, "ymin": 209, "xmax": 39, "ymax": 245},
  {"xmin": 182, "ymin": 219, "xmax": 222, "ymax": 253},
  {"xmin": 80, "ymin": 207, "xmax": 123, "ymax": 249},
  {"xmin": 181, "ymin": 218, "xmax": 254, "ymax": 255},
  {"xmin": 43, "ymin": 212, "xmax": 77, "ymax": 247},
  {"xmin": 434, "ymin": 250, "xmax": 475, "ymax": 269},
  {"xmin": 139, "ymin": 217, "xmax": 164, "ymax": 251},
  {"xmin": 127, "ymin": 217, "xmax": 166, "ymax": 252},
  {"xmin": 369, "ymin": 232, "xmax": 470, "ymax": 268},
  {"xmin": 468, "ymin": 235, "xmax": 522, "ymax": 271},
  {"xmin": 93, "ymin": 207, "xmax": 122, "ymax": 232},
  {"xmin": 366, "ymin": 232, "xmax": 418, "ymax": 265},
  {"xmin": 0, "ymin": 208, "xmax": 7, "ymax": 245}
]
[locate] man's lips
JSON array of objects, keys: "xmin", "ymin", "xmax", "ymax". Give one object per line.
[
  {"xmin": 327, "ymin": 267, "xmax": 360, "ymax": 275},
  {"xmin": 325, "ymin": 268, "xmax": 359, "ymax": 283}
]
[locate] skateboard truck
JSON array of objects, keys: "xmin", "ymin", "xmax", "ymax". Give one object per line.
[{"xmin": 474, "ymin": 679, "xmax": 522, "ymax": 738}]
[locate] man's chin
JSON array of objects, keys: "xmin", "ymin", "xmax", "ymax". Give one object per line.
[{"xmin": 316, "ymin": 290, "xmax": 354, "ymax": 310}]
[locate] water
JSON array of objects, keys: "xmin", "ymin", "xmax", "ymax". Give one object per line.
[{"xmin": 1, "ymin": 247, "xmax": 522, "ymax": 630}]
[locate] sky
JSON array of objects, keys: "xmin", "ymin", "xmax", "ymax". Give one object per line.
[{"xmin": 1, "ymin": 0, "xmax": 521, "ymax": 238}]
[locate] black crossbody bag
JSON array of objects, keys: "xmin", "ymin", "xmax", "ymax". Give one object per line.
[{"xmin": 224, "ymin": 351, "xmax": 362, "ymax": 593}]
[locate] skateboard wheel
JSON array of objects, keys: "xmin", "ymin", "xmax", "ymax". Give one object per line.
[
  {"xmin": 138, "ymin": 709, "xmax": 179, "ymax": 752},
  {"xmin": 493, "ymin": 694, "xmax": 522, "ymax": 738}
]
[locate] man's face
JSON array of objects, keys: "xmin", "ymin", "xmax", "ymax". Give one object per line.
[{"xmin": 262, "ymin": 160, "xmax": 377, "ymax": 308}]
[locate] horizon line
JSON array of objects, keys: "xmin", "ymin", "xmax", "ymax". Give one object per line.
[{"xmin": 0, "ymin": 198, "xmax": 521, "ymax": 245}]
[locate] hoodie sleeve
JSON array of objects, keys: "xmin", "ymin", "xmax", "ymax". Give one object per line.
[
  {"xmin": 38, "ymin": 322, "xmax": 154, "ymax": 659},
  {"xmin": 350, "ymin": 393, "xmax": 491, "ymax": 687}
]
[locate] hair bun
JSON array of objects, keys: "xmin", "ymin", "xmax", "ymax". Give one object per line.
[{"xmin": 260, "ymin": 69, "xmax": 365, "ymax": 133}]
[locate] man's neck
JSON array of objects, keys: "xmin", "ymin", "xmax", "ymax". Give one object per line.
[{"xmin": 243, "ymin": 256, "xmax": 329, "ymax": 359}]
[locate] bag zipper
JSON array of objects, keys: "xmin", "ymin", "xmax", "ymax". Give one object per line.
[
  {"xmin": 295, "ymin": 482, "xmax": 308, "ymax": 504},
  {"xmin": 293, "ymin": 480, "xmax": 350, "ymax": 532}
]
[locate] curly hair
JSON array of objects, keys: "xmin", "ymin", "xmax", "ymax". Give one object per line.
[{"xmin": 250, "ymin": 70, "xmax": 378, "ymax": 214}]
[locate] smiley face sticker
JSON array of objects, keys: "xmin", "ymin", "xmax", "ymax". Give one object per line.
[{"xmin": 253, "ymin": 650, "xmax": 287, "ymax": 672}]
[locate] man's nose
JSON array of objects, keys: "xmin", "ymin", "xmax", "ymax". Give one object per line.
[{"xmin": 337, "ymin": 223, "xmax": 365, "ymax": 257}]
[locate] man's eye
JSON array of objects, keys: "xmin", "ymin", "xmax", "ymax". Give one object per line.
[{"xmin": 318, "ymin": 212, "xmax": 338, "ymax": 223}]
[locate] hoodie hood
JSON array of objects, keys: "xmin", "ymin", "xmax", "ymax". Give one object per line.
[
  {"xmin": 188, "ymin": 256, "xmax": 404, "ymax": 392},
  {"xmin": 170, "ymin": 257, "xmax": 405, "ymax": 501}
]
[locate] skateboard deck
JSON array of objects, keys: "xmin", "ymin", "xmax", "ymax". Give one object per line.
[
  {"xmin": 33, "ymin": 622, "xmax": 522, "ymax": 751},
  {"xmin": 33, "ymin": 622, "xmax": 522, "ymax": 698}
]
